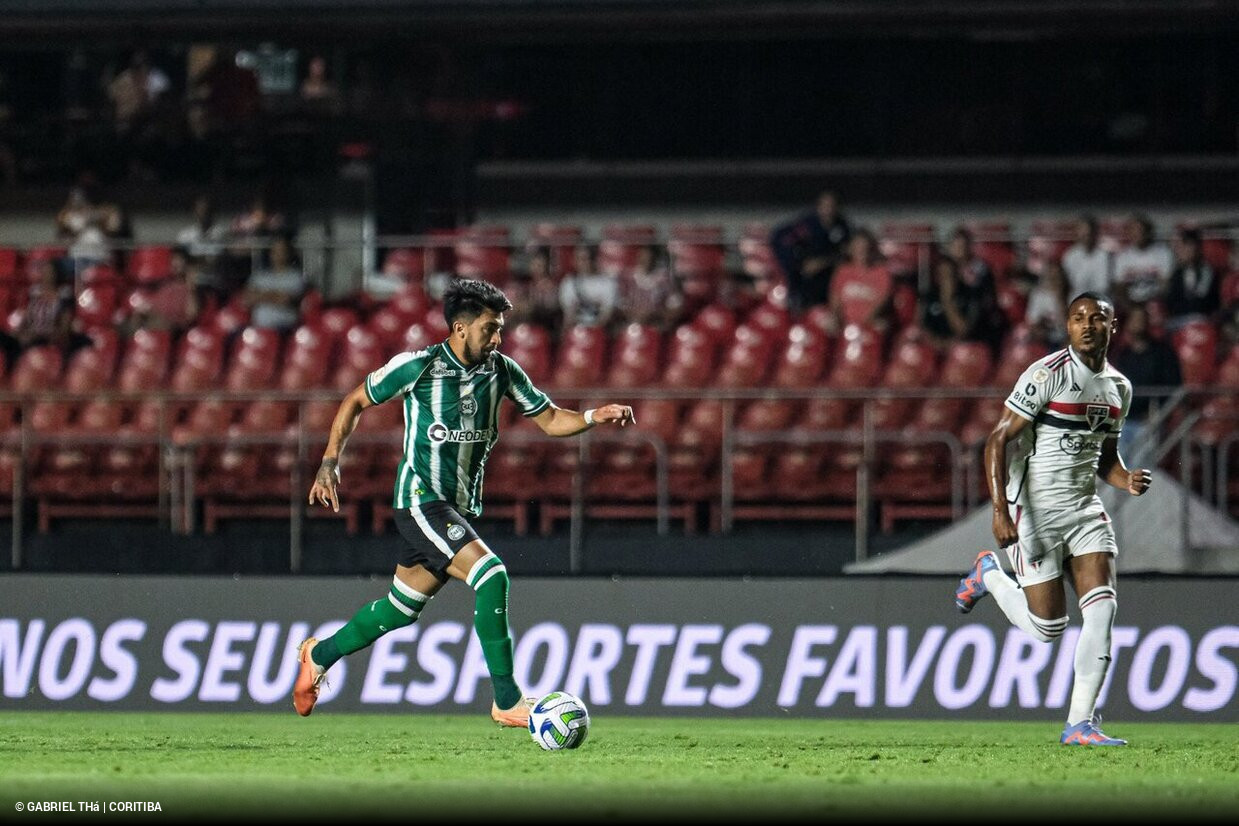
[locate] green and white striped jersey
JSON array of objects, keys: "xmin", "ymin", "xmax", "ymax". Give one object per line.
[{"xmin": 363, "ymin": 341, "xmax": 552, "ymax": 515}]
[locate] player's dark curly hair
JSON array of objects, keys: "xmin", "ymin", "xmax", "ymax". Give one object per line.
[{"xmin": 443, "ymin": 278, "xmax": 513, "ymax": 327}]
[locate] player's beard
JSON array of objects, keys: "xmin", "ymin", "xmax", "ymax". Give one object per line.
[{"xmin": 463, "ymin": 340, "xmax": 492, "ymax": 366}]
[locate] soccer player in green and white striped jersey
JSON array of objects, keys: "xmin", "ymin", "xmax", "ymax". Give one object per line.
[{"xmin": 292, "ymin": 279, "xmax": 634, "ymax": 726}]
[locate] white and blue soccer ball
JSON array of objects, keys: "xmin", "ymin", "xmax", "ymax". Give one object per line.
[{"xmin": 528, "ymin": 691, "xmax": 590, "ymax": 751}]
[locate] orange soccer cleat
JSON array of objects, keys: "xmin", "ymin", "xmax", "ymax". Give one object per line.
[
  {"xmin": 292, "ymin": 638, "xmax": 327, "ymax": 717},
  {"xmin": 490, "ymin": 697, "xmax": 534, "ymax": 728}
]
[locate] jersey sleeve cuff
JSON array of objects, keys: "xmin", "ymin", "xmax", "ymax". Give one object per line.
[
  {"xmin": 522, "ymin": 398, "xmax": 552, "ymax": 418},
  {"xmin": 363, "ymin": 378, "xmax": 379, "ymax": 406},
  {"xmin": 1004, "ymin": 400, "xmax": 1035, "ymax": 422}
]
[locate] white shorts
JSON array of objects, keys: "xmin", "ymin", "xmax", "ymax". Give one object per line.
[{"xmin": 1006, "ymin": 497, "xmax": 1118, "ymax": 587}]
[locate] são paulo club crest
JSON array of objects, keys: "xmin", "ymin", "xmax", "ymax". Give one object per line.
[{"xmin": 1086, "ymin": 404, "xmax": 1109, "ymax": 431}]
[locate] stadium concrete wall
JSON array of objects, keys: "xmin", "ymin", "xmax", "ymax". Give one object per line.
[{"xmin": 0, "ymin": 575, "xmax": 1235, "ymax": 721}]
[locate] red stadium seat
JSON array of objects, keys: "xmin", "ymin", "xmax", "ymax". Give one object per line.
[
  {"xmin": 116, "ymin": 328, "xmax": 172, "ymax": 392},
  {"xmin": 529, "ymin": 223, "xmax": 584, "ymax": 278},
  {"xmin": 222, "ymin": 326, "xmax": 282, "ymax": 392},
  {"xmin": 799, "ymin": 323, "xmax": 884, "ymax": 435},
  {"xmin": 551, "ymin": 324, "xmax": 607, "ymax": 388},
  {"xmin": 604, "ymin": 323, "xmax": 663, "ymax": 388},
  {"xmin": 76, "ymin": 284, "xmax": 120, "ymax": 329},
  {"xmin": 368, "ymin": 304, "xmax": 412, "ymax": 351},
  {"xmin": 170, "ymin": 325, "xmax": 225, "ymax": 393},
  {"xmin": 0, "ymin": 248, "xmax": 17, "ymax": 280},
  {"xmin": 1193, "ymin": 346, "xmax": 1239, "ymax": 446},
  {"xmin": 870, "ymin": 327, "xmax": 939, "ymax": 430},
  {"xmin": 504, "ymin": 323, "xmax": 553, "ymax": 385},
  {"xmin": 9, "ymin": 345, "xmax": 64, "ymax": 393},
  {"xmin": 669, "ymin": 225, "xmax": 726, "ymax": 306},
  {"xmin": 454, "ymin": 226, "xmax": 512, "ymax": 283},
  {"xmin": 23, "ymin": 246, "xmax": 66, "ymax": 281},
  {"xmin": 879, "ymin": 222, "xmax": 935, "ymax": 277},
  {"xmin": 691, "ymin": 303, "xmax": 737, "ymax": 350},
  {"xmin": 318, "ymin": 306, "xmax": 362, "ymax": 343},
  {"xmin": 912, "ymin": 341, "xmax": 993, "ymax": 436},
  {"xmin": 1173, "ymin": 320, "xmax": 1219, "ymax": 386},
  {"xmin": 389, "ymin": 286, "xmax": 429, "ymax": 321},
  {"xmin": 598, "ymin": 225, "xmax": 657, "ymax": 275},
  {"xmin": 127, "ymin": 246, "xmax": 173, "ymax": 285},
  {"xmin": 963, "ymin": 221, "xmax": 1016, "ymax": 280},
  {"xmin": 382, "ymin": 247, "xmax": 427, "ymax": 281},
  {"xmin": 771, "ymin": 324, "xmax": 830, "ymax": 387},
  {"xmin": 1027, "ymin": 219, "xmax": 1077, "ymax": 271}
]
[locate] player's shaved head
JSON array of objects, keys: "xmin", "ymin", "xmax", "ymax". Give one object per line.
[{"xmin": 1068, "ymin": 291, "xmax": 1115, "ymax": 317}]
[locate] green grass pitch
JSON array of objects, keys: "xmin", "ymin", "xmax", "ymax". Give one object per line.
[{"xmin": 1, "ymin": 713, "xmax": 1236, "ymax": 822}]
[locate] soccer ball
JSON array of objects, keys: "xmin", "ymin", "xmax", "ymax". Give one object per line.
[{"xmin": 528, "ymin": 691, "xmax": 590, "ymax": 751}]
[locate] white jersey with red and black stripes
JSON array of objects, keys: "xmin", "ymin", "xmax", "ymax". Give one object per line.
[{"xmin": 1002, "ymin": 346, "xmax": 1132, "ymax": 511}]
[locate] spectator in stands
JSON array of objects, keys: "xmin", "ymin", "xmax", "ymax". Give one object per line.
[
  {"xmin": 55, "ymin": 184, "xmax": 123, "ymax": 267},
  {"xmin": 919, "ymin": 257, "xmax": 997, "ymax": 350},
  {"xmin": 1112, "ymin": 213, "xmax": 1173, "ymax": 308},
  {"xmin": 107, "ymin": 50, "xmax": 170, "ymax": 133},
  {"xmin": 176, "ymin": 194, "xmax": 231, "ymax": 306},
  {"xmin": 300, "ymin": 56, "xmax": 341, "ymax": 113},
  {"xmin": 1025, "ymin": 258, "xmax": 1070, "ymax": 347},
  {"xmin": 507, "ymin": 246, "xmax": 563, "ymax": 335},
  {"xmin": 770, "ymin": 190, "xmax": 852, "ymax": 314},
  {"xmin": 1165, "ymin": 226, "xmax": 1220, "ymax": 330},
  {"xmin": 1061, "ymin": 215, "xmax": 1112, "ymax": 297},
  {"xmin": 242, "ymin": 234, "xmax": 305, "ymax": 331},
  {"xmin": 177, "ymin": 194, "xmax": 228, "ymax": 259},
  {"xmin": 616, "ymin": 244, "xmax": 685, "ymax": 331},
  {"xmin": 232, "ymin": 194, "xmax": 286, "ymax": 239},
  {"xmin": 1110, "ymin": 303, "xmax": 1182, "ymax": 460},
  {"xmin": 0, "ymin": 258, "xmax": 91, "ymax": 369},
  {"xmin": 560, "ymin": 244, "xmax": 618, "ymax": 329},
  {"xmin": 186, "ymin": 46, "xmax": 261, "ymax": 138},
  {"xmin": 825, "ymin": 228, "xmax": 893, "ymax": 335},
  {"xmin": 946, "ymin": 226, "xmax": 996, "ymax": 293},
  {"xmin": 124, "ymin": 247, "xmax": 201, "ymax": 335},
  {"xmin": 943, "ymin": 226, "xmax": 1003, "ymax": 346}
]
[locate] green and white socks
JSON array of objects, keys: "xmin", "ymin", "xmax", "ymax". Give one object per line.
[
  {"xmin": 467, "ymin": 552, "xmax": 522, "ymax": 710},
  {"xmin": 311, "ymin": 577, "xmax": 430, "ymax": 671}
]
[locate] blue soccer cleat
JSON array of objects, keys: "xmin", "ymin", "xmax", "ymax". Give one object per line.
[
  {"xmin": 954, "ymin": 550, "xmax": 999, "ymax": 613},
  {"xmin": 1061, "ymin": 716, "xmax": 1127, "ymax": 747}
]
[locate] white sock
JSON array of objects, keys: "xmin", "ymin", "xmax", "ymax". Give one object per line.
[
  {"xmin": 1067, "ymin": 585, "xmax": 1117, "ymax": 726},
  {"xmin": 982, "ymin": 566, "xmax": 1068, "ymax": 643}
]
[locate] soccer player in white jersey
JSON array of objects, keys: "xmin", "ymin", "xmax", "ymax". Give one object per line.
[
  {"xmin": 954, "ymin": 291, "xmax": 1152, "ymax": 746},
  {"xmin": 292, "ymin": 279, "xmax": 635, "ymax": 725}
]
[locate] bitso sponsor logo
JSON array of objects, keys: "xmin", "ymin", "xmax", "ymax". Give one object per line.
[{"xmin": 427, "ymin": 423, "xmax": 494, "ymax": 444}]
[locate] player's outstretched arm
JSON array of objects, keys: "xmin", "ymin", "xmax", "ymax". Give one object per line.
[
  {"xmin": 531, "ymin": 403, "xmax": 636, "ymax": 437},
  {"xmin": 308, "ymin": 383, "xmax": 374, "ymax": 512},
  {"xmin": 1098, "ymin": 437, "xmax": 1152, "ymax": 496},
  {"xmin": 984, "ymin": 408, "xmax": 1031, "ymax": 547}
]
